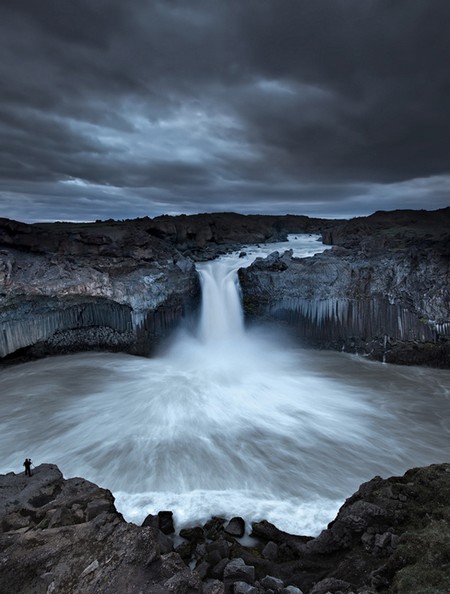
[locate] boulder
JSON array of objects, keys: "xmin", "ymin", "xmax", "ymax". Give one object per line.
[
  {"xmin": 261, "ymin": 574, "xmax": 284, "ymax": 591},
  {"xmin": 225, "ymin": 516, "xmax": 246, "ymax": 538},
  {"xmin": 223, "ymin": 558, "xmax": 256, "ymax": 587}
]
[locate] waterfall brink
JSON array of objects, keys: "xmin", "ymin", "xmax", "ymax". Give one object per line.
[{"xmin": 198, "ymin": 260, "xmax": 245, "ymax": 343}]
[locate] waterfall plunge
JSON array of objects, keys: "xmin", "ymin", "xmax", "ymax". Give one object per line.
[{"xmin": 198, "ymin": 259, "xmax": 245, "ymax": 343}]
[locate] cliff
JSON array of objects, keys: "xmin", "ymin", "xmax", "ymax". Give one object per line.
[
  {"xmin": 239, "ymin": 208, "xmax": 450, "ymax": 366},
  {"xmin": 1, "ymin": 463, "xmax": 449, "ymax": 593},
  {"xmin": 0, "ymin": 218, "xmax": 200, "ymax": 360},
  {"xmin": 1, "ymin": 209, "xmax": 449, "ymax": 366},
  {"xmin": 0, "ymin": 214, "xmax": 329, "ymax": 363}
]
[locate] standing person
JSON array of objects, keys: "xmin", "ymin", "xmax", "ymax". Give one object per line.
[{"xmin": 23, "ymin": 458, "xmax": 32, "ymax": 477}]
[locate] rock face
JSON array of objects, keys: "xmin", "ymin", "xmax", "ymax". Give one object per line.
[
  {"xmin": 0, "ymin": 218, "xmax": 200, "ymax": 361},
  {"xmin": 0, "ymin": 214, "xmax": 326, "ymax": 363},
  {"xmin": 1, "ymin": 208, "xmax": 449, "ymax": 366},
  {"xmin": 239, "ymin": 208, "xmax": 450, "ymax": 366},
  {"xmin": 1, "ymin": 463, "xmax": 449, "ymax": 593}
]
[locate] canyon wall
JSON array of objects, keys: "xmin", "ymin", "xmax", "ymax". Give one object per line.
[
  {"xmin": 1, "ymin": 209, "xmax": 449, "ymax": 366},
  {"xmin": 239, "ymin": 208, "xmax": 450, "ymax": 366},
  {"xmin": 0, "ymin": 213, "xmax": 326, "ymax": 362},
  {"xmin": 0, "ymin": 218, "xmax": 200, "ymax": 360}
]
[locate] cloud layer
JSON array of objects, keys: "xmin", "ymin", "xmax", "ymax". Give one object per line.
[{"xmin": 1, "ymin": 0, "xmax": 449, "ymax": 221}]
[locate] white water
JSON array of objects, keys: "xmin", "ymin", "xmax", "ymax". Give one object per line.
[{"xmin": 1, "ymin": 235, "xmax": 449, "ymax": 535}]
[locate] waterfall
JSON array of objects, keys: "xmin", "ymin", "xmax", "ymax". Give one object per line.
[
  {"xmin": 197, "ymin": 259, "xmax": 245, "ymax": 343},
  {"xmin": 196, "ymin": 234, "xmax": 331, "ymax": 344},
  {"xmin": 1, "ymin": 235, "xmax": 449, "ymax": 537}
]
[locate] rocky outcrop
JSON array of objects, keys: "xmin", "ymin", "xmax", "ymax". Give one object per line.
[
  {"xmin": 1, "ymin": 463, "xmax": 450, "ymax": 593},
  {"xmin": 239, "ymin": 208, "xmax": 450, "ymax": 366},
  {"xmin": 0, "ymin": 464, "xmax": 200, "ymax": 593},
  {"xmin": 0, "ymin": 218, "xmax": 200, "ymax": 361}
]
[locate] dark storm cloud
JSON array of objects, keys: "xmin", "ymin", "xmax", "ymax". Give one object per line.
[{"xmin": 0, "ymin": 0, "xmax": 449, "ymax": 221}]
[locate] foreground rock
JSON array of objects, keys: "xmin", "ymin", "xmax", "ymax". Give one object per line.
[
  {"xmin": 1, "ymin": 463, "xmax": 450, "ymax": 593},
  {"xmin": 0, "ymin": 464, "xmax": 200, "ymax": 593}
]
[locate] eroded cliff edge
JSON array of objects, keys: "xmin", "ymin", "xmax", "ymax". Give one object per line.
[
  {"xmin": 1, "ymin": 463, "xmax": 449, "ymax": 593},
  {"xmin": 239, "ymin": 208, "xmax": 450, "ymax": 367}
]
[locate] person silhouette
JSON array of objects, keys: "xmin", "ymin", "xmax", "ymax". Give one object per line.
[{"xmin": 23, "ymin": 458, "xmax": 32, "ymax": 477}]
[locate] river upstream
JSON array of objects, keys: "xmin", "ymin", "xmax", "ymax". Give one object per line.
[{"xmin": 1, "ymin": 236, "xmax": 449, "ymax": 535}]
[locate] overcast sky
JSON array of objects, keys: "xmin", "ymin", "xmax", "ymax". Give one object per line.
[{"xmin": 1, "ymin": 0, "xmax": 449, "ymax": 222}]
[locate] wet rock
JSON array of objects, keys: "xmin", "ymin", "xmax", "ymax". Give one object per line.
[
  {"xmin": 180, "ymin": 525, "xmax": 206, "ymax": 543},
  {"xmin": 204, "ymin": 516, "xmax": 226, "ymax": 539},
  {"xmin": 175, "ymin": 540, "xmax": 196, "ymax": 561},
  {"xmin": 225, "ymin": 516, "xmax": 246, "ymax": 538},
  {"xmin": 142, "ymin": 510, "xmax": 175, "ymax": 535},
  {"xmin": 158, "ymin": 510, "xmax": 176, "ymax": 534},
  {"xmin": 251, "ymin": 520, "xmax": 312, "ymax": 554}
]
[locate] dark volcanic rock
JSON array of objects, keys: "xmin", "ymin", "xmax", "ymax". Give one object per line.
[
  {"xmin": 0, "ymin": 218, "xmax": 200, "ymax": 361},
  {"xmin": 1, "ymin": 463, "xmax": 450, "ymax": 593},
  {"xmin": 0, "ymin": 213, "xmax": 328, "ymax": 363},
  {"xmin": 225, "ymin": 516, "xmax": 246, "ymax": 538},
  {"xmin": 0, "ymin": 464, "xmax": 202, "ymax": 593},
  {"xmin": 239, "ymin": 208, "xmax": 450, "ymax": 367},
  {"xmin": 145, "ymin": 213, "xmax": 326, "ymax": 259},
  {"xmin": 2, "ymin": 208, "xmax": 449, "ymax": 367}
]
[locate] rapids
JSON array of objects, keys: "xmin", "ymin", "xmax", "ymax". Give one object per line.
[{"xmin": 1, "ymin": 235, "xmax": 449, "ymax": 535}]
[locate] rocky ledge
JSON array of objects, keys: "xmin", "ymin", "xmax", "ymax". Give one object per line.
[{"xmin": 1, "ymin": 463, "xmax": 449, "ymax": 594}]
